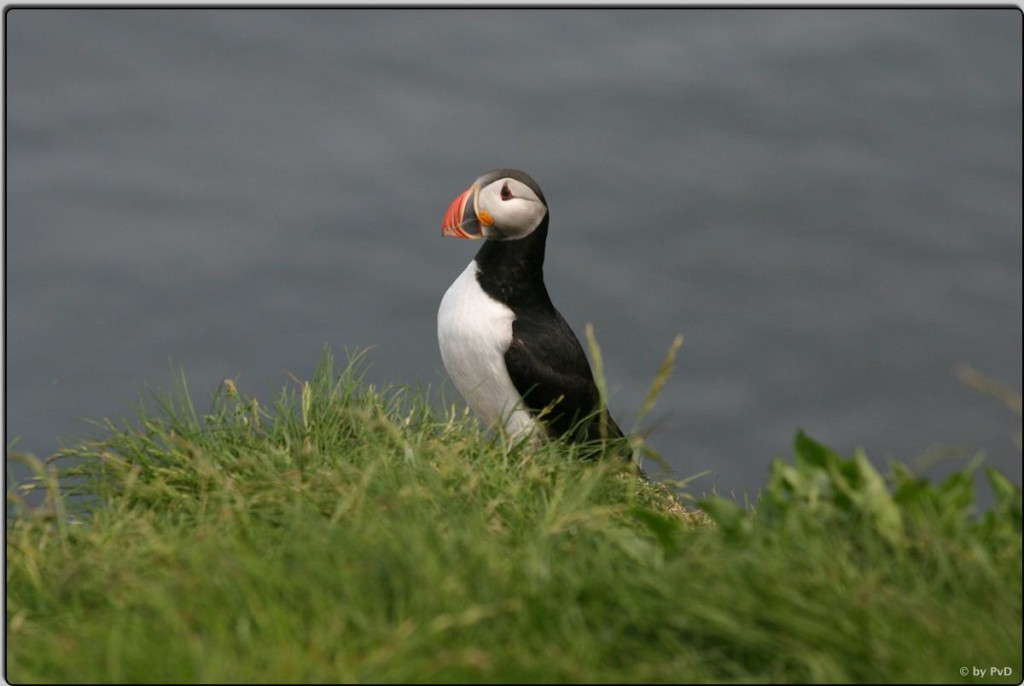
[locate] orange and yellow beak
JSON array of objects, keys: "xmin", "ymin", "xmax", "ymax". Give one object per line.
[{"xmin": 442, "ymin": 184, "xmax": 488, "ymax": 239}]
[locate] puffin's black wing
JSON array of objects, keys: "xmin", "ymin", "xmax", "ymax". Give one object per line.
[{"xmin": 504, "ymin": 308, "xmax": 624, "ymax": 443}]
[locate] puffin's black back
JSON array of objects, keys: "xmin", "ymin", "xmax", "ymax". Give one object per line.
[{"xmin": 474, "ymin": 217, "xmax": 625, "ymax": 445}]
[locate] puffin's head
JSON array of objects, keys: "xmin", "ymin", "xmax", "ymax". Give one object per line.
[{"xmin": 441, "ymin": 169, "xmax": 548, "ymax": 241}]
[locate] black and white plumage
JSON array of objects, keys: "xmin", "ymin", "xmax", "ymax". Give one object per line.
[{"xmin": 437, "ymin": 169, "xmax": 626, "ymax": 453}]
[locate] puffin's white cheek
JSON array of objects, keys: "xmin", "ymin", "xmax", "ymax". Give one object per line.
[{"xmin": 495, "ymin": 201, "xmax": 545, "ymax": 236}]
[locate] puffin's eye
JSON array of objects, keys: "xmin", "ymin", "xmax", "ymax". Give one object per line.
[{"xmin": 500, "ymin": 183, "xmax": 512, "ymax": 201}]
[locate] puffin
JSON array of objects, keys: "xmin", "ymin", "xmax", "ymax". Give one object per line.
[{"xmin": 437, "ymin": 168, "xmax": 628, "ymax": 456}]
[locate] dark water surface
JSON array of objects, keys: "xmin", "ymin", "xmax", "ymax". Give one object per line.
[{"xmin": 5, "ymin": 9, "xmax": 1022, "ymax": 499}]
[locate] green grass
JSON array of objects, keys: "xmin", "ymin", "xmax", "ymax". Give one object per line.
[{"xmin": 6, "ymin": 349, "xmax": 1022, "ymax": 684}]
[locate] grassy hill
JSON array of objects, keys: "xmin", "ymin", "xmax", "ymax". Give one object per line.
[{"xmin": 6, "ymin": 350, "xmax": 1021, "ymax": 683}]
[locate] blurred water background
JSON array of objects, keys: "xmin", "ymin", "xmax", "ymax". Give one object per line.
[{"xmin": 5, "ymin": 9, "xmax": 1022, "ymax": 501}]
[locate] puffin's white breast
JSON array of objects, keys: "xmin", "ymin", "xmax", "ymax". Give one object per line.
[{"xmin": 437, "ymin": 260, "xmax": 537, "ymax": 438}]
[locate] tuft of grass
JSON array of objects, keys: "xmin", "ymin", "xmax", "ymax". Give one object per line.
[
  {"xmin": 956, "ymin": 362, "xmax": 1023, "ymax": 452},
  {"xmin": 6, "ymin": 349, "xmax": 1022, "ymax": 684}
]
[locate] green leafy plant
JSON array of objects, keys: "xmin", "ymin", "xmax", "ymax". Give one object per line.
[{"xmin": 6, "ymin": 350, "xmax": 1021, "ymax": 684}]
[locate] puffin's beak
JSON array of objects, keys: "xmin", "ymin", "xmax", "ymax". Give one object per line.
[{"xmin": 441, "ymin": 185, "xmax": 483, "ymax": 239}]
